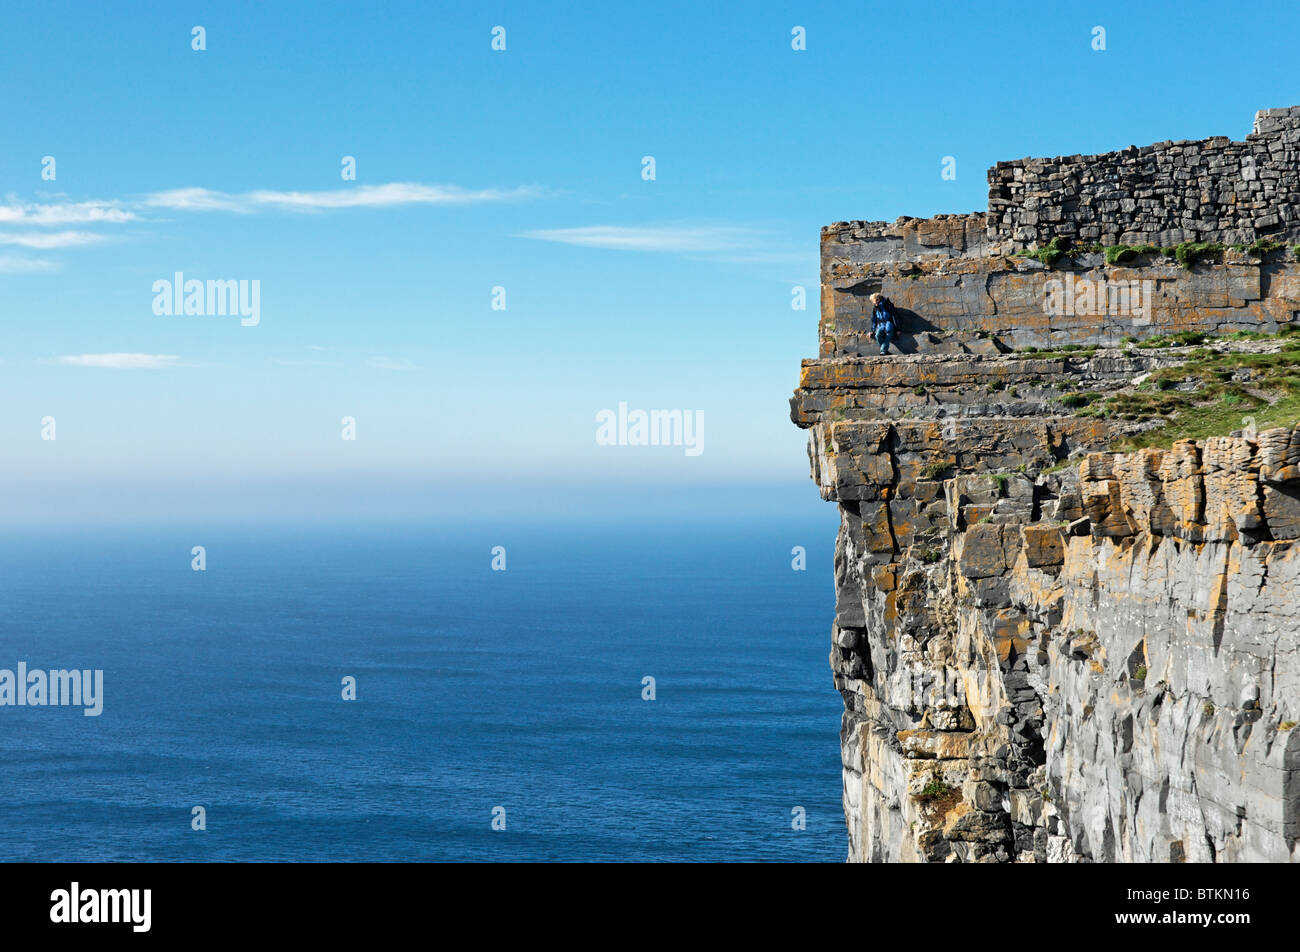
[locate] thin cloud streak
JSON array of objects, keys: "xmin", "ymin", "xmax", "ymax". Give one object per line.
[
  {"xmin": 367, "ymin": 356, "xmax": 422, "ymax": 371},
  {"xmin": 0, "ymin": 199, "xmax": 136, "ymax": 226},
  {"xmin": 56, "ymin": 353, "xmax": 182, "ymax": 369},
  {"xmin": 0, "ymin": 254, "xmax": 56, "ymax": 273},
  {"xmin": 0, "ymin": 231, "xmax": 106, "ymax": 249},
  {"xmin": 0, "ymin": 182, "xmax": 541, "ymax": 274},
  {"xmin": 0, "ymin": 183, "xmax": 538, "ymax": 232},
  {"xmin": 521, "ymin": 224, "xmax": 764, "ymax": 253},
  {"xmin": 270, "ymin": 358, "xmax": 342, "ymax": 368},
  {"xmin": 141, "ymin": 183, "xmax": 541, "ymax": 213}
]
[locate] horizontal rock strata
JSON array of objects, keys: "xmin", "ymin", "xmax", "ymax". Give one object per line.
[{"xmin": 796, "ymin": 107, "xmax": 1300, "ymax": 863}]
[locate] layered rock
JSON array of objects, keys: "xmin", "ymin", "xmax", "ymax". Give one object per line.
[
  {"xmin": 820, "ymin": 231, "xmax": 1300, "ymax": 357},
  {"xmin": 794, "ymin": 109, "xmax": 1300, "ymax": 863}
]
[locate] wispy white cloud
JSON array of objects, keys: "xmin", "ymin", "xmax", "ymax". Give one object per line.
[
  {"xmin": 521, "ymin": 224, "xmax": 764, "ymax": 253},
  {"xmin": 270, "ymin": 357, "xmax": 341, "ymax": 368},
  {"xmin": 0, "ymin": 231, "xmax": 107, "ymax": 249},
  {"xmin": 0, "ymin": 254, "xmax": 56, "ymax": 273},
  {"xmin": 142, "ymin": 183, "xmax": 540, "ymax": 214},
  {"xmin": 0, "ymin": 182, "xmax": 540, "ymax": 276},
  {"xmin": 270, "ymin": 345, "xmax": 340, "ymax": 367},
  {"xmin": 57, "ymin": 353, "xmax": 182, "ymax": 369},
  {"xmin": 715, "ymin": 250, "xmax": 817, "ymax": 267},
  {"xmin": 0, "ymin": 184, "xmax": 533, "ymax": 224},
  {"xmin": 367, "ymin": 356, "xmax": 422, "ymax": 371},
  {"xmin": 0, "ymin": 198, "xmax": 136, "ymax": 226}
]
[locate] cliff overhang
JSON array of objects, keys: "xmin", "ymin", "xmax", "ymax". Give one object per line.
[{"xmin": 794, "ymin": 107, "xmax": 1300, "ymax": 863}]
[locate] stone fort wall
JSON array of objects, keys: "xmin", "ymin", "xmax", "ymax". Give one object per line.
[{"xmin": 818, "ymin": 107, "xmax": 1300, "ymax": 357}]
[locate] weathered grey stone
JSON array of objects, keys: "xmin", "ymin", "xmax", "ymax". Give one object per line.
[{"xmin": 796, "ymin": 106, "xmax": 1300, "ymax": 864}]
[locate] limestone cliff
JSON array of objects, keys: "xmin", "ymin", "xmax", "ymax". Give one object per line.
[{"xmin": 793, "ymin": 108, "xmax": 1300, "ymax": 863}]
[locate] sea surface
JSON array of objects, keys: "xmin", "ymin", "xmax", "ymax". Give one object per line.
[{"xmin": 0, "ymin": 518, "xmax": 844, "ymax": 862}]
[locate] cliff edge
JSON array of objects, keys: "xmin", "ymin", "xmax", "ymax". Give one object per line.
[{"xmin": 793, "ymin": 107, "xmax": 1300, "ymax": 862}]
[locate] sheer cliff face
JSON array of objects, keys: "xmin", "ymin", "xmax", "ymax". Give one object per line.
[{"xmin": 793, "ymin": 109, "xmax": 1300, "ymax": 863}]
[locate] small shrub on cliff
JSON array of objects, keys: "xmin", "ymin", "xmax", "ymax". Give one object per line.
[
  {"xmin": 1204, "ymin": 702, "xmax": 1216, "ymax": 717},
  {"xmin": 1247, "ymin": 238, "xmax": 1286, "ymax": 257},
  {"xmin": 1073, "ymin": 405, "xmax": 1106, "ymax": 418},
  {"xmin": 1134, "ymin": 665, "xmax": 1147, "ymax": 681},
  {"xmin": 1012, "ymin": 345, "xmax": 1098, "ymax": 360},
  {"xmin": 921, "ymin": 461, "xmax": 952, "ymax": 480},
  {"xmin": 1057, "ymin": 391, "xmax": 1098, "ymax": 408},
  {"xmin": 1279, "ymin": 721, "xmax": 1297, "ymax": 731},
  {"xmin": 917, "ymin": 777, "xmax": 954, "ymax": 800},
  {"xmin": 1171, "ymin": 241, "xmax": 1224, "ymax": 269},
  {"xmin": 1104, "ymin": 390, "xmax": 1190, "ymax": 420},
  {"xmin": 1136, "ymin": 331, "xmax": 1210, "ymax": 349},
  {"xmin": 916, "ymin": 547, "xmax": 943, "ymax": 564},
  {"xmin": 1018, "ymin": 236, "xmax": 1070, "ymax": 267},
  {"xmin": 1104, "ymin": 244, "xmax": 1161, "ymax": 265}
]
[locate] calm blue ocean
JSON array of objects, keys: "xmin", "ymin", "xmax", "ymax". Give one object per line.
[{"xmin": 0, "ymin": 518, "xmax": 844, "ymax": 862}]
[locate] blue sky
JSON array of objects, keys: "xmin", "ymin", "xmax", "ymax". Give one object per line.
[{"xmin": 2, "ymin": 0, "xmax": 1297, "ymax": 523}]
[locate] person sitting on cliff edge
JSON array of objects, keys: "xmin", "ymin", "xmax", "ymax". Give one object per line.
[{"xmin": 870, "ymin": 293, "xmax": 899, "ymax": 355}]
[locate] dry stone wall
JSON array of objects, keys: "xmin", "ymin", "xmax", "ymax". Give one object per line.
[{"xmin": 989, "ymin": 107, "xmax": 1300, "ymax": 249}]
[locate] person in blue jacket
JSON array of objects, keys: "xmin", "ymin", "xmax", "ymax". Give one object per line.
[{"xmin": 870, "ymin": 293, "xmax": 899, "ymax": 355}]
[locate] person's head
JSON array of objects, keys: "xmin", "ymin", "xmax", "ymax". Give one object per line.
[{"xmin": 869, "ymin": 292, "xmax": 883, "ymax": 306}]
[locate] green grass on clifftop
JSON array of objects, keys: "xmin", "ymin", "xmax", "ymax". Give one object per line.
[
  {"xmin": 1071, "ymin": 336, "xmax": 1300, "ymax": 449},
  {"xmin": 1012, "ymin": 237, "xmax": 1300, "ymax": 270}
]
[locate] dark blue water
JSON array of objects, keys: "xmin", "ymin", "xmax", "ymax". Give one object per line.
[{"xmin": 0, "ymin": 521, "xmax": 842, "ymax": 861}]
